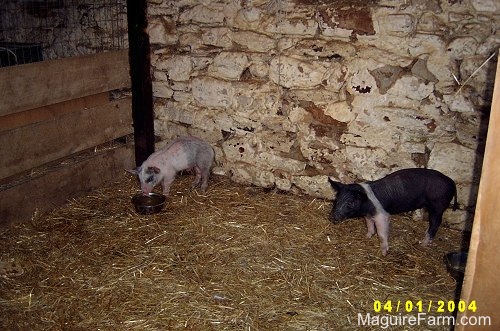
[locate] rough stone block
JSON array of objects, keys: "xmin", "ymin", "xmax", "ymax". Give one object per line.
[
  {"xmin": 152, "ymin": 81, "xmax": 174, "ymax": 99},
  {"xmin": 300, "ymin": 137, "xmax": 342, "ymax": 164},
  {"xmin": 387, "ymin": 76, "xmax": 434, "ymax": 100},
  {"xmin": 443, "ymin": 94, "xmax": 475, "ymax": 113},
  {"xmin": 148, "ymin": 18, "xmax": 177, "ymax": 45},
  {"xmin": 470, "ymin": 0, "xmax": 499, "ymax": 12},
  {"xmin": 229, "ymin": 165, "xmax": 275, "ymax": 188},
  {"xmin": 275, "ymin": 177, "xmax": 292, "ymax": 191},
  {"xmin": 233, "ymin": 7, "xmax": 262, "ymax": 30},
  {"xmin": 292, "ymin": 175, "xmax": 332, "ymax": 199},
  {"xmin": 202, "ymin": 27, "xmax": 233, "ymax": 48},
  {"xmin": 447, "ymin": 37, "xmax": 479, "ymax": 60},
  {"xmin": 318, "ymin": 6, "xmax": 375, "ymax": 38},
  {"xmin": 428, "ymin": 142, "xmax": 480, "ymax": 184},
  {"xmin": 222, "ymin": 134, "xmax": 258, "ymax": 165},
  {"xmin": 444, "ymin": 209, "xmax": 473, "ymax": 232},
  {"xmin": 263, "ymin": 17, "xmax": 318, "ymax": 36},
  {"xmin": 231, "ymin": 31, "xmax": 275, "ymax": 52},
  {"xmin": 375, "ymin": 13, "xmax": 416, "ymax": 37},
  {"xmin": 324, "ymin": 101, "xmax": 355, "ymax": 123},
  {"xmin": 156, "ymin": 102, "xmax": 194, "ymax": 125},
  {"xmin": 179, "ymin": 4, "xmax": 226, "ymax": 24},
  {"xmin": 269, "ymin": 56, "xmax": 326, "ymax": 89},
  {"xmin": 192, "ymin": 77, "xmax": 234, "ymax": 109},
  {"xmin": 156, "ymin": 55, "xmax": 193, "ymax": 82},
  {"xmin": 209, "ymin": 52, "xmax": 249, "ymax": 80},
  {"xmin": 258, "ymin": 152, "xmax": 306, "ymax": 173}
]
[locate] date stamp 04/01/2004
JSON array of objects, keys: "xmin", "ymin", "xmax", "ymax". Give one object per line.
[
  {"xmin": 356, "ymin": 300, "xmax": 492, "ymax": 328},
  {"xmin": 373, "ymin": 300, "xmax": 477, "ymax": 314}
]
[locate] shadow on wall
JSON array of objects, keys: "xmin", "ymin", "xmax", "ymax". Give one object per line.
[
  {"xmin": 462, "ymin": 54, "xmax": 498, "ymax": 251},
  {"xmin": 452, "ymin": 54, "xmax": 498, "ymax": 310}
]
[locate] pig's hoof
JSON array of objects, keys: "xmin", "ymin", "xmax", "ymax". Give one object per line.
[
  {"xmin": 420, "ymin": 234, "xmax": 432, "ymax": 246},
  {"xmin": 420, "ymin": 239, "xmax": 432, "ymax": 246},
  {"xmin": 380, "ymin": 245, "xmax": 389, "ymax": 256},
  {"xmin": 366, "ymin": 232, "xmax": 375, "ymax": 239}
]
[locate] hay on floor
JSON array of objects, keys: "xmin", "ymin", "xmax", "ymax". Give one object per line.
[{"xmin": 0, "ymin": 174, "xmax": 464, "ymax": 330}]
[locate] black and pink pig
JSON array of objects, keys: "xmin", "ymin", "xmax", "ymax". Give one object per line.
[
  {"xmin": 328, "ymin": 168, "xmax": 458, "ymax": 256},
  {"xmin": 128, "ymin": 136, "xmax": 215, "ymax": 196}
]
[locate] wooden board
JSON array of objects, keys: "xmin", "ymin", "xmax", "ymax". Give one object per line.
[
  {"xmin": 457, "ymin": 56, "xmax": 500, "ymax": 330},
  {"xmin": 0, "ymin": 50, "xmax": 130, "ymax": 117},
  {"xmin": 0, "ymin": 93, "xmax": 109, "ymax": 133},
  {"xmin": 0, "ymin": 97, "xmax": 133, "ymax": 180},
  {"xmin": 0, "ymin": 144, "xmax": 134, "ymax": 228}
]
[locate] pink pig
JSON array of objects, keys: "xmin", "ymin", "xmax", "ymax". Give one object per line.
[{"xmin": 128, "ymin": 136, "xmax": 215, "ymax": 195}]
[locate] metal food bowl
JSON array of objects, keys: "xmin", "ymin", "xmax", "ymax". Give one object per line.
[
  {"xmin": 444, "ymin": 252, "xmax": 468, "ymax": 281},
  {"xmin": 131, "ymin": 192, "xmax": 166, "ymax": 215}
]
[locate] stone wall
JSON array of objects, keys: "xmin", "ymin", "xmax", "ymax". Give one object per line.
[{"xmin": 148, "ymin": 0, "xmax": 500, "ymax": 231}]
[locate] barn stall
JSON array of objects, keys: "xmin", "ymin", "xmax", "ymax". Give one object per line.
[
  {"xmin": 0, "ymin": 0, "xmax": 133, "ymax": 226},
  {"xmin": 1, "ymin": 0, "xmax": 499, "ymax": 330}
]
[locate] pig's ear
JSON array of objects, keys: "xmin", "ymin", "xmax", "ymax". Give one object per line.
[
  {"xmin": 328, "ymin": 178, "xmax": 344, "ymax": 191},
  {"xmin": 126, "ymin": 167, "xmax": 140, "ymax": 175},
  {"xmin": 147, "ymin": 166, "xmax": 161, "ymax": 174}
]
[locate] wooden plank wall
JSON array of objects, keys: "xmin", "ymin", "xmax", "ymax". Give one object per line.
[
  {"xmin": 0, "ymin": 146, "xmax": 134, "ymax": 226},
  {"xmin": 457, "ymin": 56, "xmax": 500, "ymax": 330},
  {"xmin": 0, "ymin": 50, "xmax": 134, "ymax": 227},
  {"xmin": 0, "ymin": 50, "xmax": 130, "ymax": 116},
  {"xmin": 0, "ymin": 98, "xmax": 132, "ymax": 179},
  {"xmin": 0, "ymin": 50, "xmax": 132, "ymax": 181}
]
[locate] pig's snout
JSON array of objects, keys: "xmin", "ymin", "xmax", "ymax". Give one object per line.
[
  {"xmin": 329, "ymin": 210, "xmax": 345, "ymax": 224},
  {"xmin": 141, "ymin": 185, "xmax": 153, "ymax": 196}
]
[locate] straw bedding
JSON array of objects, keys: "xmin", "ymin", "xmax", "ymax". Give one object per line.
[{"xmin": 0, "ymin": 174, "xmax": 464, "ymax": 330}]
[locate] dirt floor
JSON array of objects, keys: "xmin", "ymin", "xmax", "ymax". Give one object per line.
[{"xmin": 0, "ymin": 174, "xmax": 466, "ymax": 330}]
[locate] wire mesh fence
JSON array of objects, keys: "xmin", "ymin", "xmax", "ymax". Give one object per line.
[{"xmin": 0, "ymin": 0, "xmax": 128, "ymax": 67}]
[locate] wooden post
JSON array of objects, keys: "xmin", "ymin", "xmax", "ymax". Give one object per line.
[
  {"xmin": 456, "ymin": 54, "xmax": 500, "ymax": 330},
  {"xmin": 126, "ymin": 0, "xmax": 155, "ymax": 166}
]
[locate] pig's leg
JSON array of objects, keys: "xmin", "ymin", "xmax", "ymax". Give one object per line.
[
  {"xmin": 161, "ymin": 176, "xmax": 175, "ymax": 196},
  {"xmin": 199, "ymin": 166, "xmax": 210, "ymax": 192},
  {"xmin": 373, "ymin": 213, "xmax": 390, "ymax": 256},
  {"xmin": 192, "ymin": 165, "xmax": 202, "ymax": 188},
  {"xmin": 365, "ymin": 217, "xmax": 376, "ymax": 238},
  {"xmin": 421, "ymin": 232, "xmax": 432, "ymax": 245},
  {"xmin": 421, "ymin": 208, "xmax": 444, "ymax": 245}
]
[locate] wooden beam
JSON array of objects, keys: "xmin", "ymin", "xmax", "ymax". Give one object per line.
[
  {"xmin": 457, "ymin": 55, "xmax": 500, "ymax": 330},
  {"xmin": 0, "ymin": 50, "xmax": 130, "ymax": 117},
  {"xmin": 0, "ymin": 145, "xmax": 134, "ymax": 228},
  {"xmin": 0, "ymin": 93, "xmax": 109, "ymax": 132},
  {"xmin": 127, "ymin": 0, "xmax": 155, "ymax": 166},
  {"xmin": 0, "ymin": 98, "xmax": 133, "ymax": 180}
]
